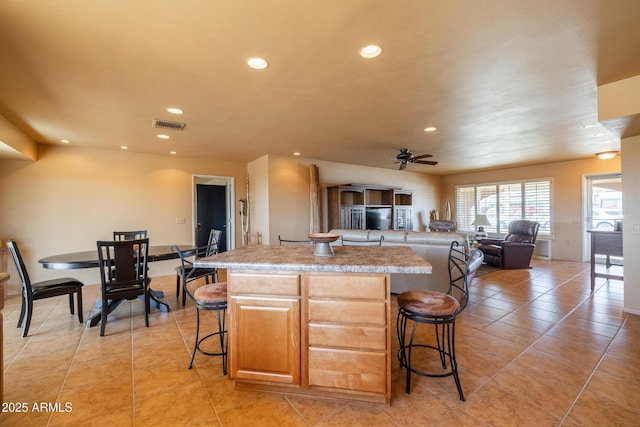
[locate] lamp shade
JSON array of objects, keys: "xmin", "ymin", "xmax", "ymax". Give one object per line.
[{"xmin": 472, "ymin": 214, "xmax": 492, "ymax": 227}]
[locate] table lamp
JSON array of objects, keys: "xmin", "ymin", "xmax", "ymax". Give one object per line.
[{"xmin": 472, "ymin": 214, "xmax": 492, "ymax": 240}]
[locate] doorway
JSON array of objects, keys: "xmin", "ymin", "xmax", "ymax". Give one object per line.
[
  {"xmin": 583, "ymin": 173, "xmax": 622, "ymax": 261},
  {"xmin": 193, "ymin": 175, "xmax": 235, "ymax": 253}
]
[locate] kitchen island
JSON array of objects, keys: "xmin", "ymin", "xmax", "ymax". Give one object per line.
[{"xmin": 194, "ymin": 244, "xmax": 431, "ymax": 405}]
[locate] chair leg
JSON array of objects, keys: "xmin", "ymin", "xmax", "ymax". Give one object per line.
[
  {"xmin": 144, "ymin": 290, "xmax": 150, "ymax": 327},
  {"xmin": 447, "ymin": 322, "xmax": 464, "ymax": 401},
  {"xmin": 189, "ymin": 307, "xmax": 201, "ymax": 369},
  {"xmin": 216, "ymin": 308, "xmax": 227, "ymax": 375},
  {"xmin": 69, "ymin": 293, "xmax": 75, "ymax": 315},
  {"xmin": 17, "ymin": 293, "xmax": 26, "ymax": 328},
  {"xmin": 189, "ymin": 306, "xmax": 227, "ymax": 374},
  {"xmin": 182, "ymin": 281, "xmax": 187, "ymax": 307},
  {"xmin": 100, "ymin": 297, "xmax": 108, "ymax": 336},
  {"xmin": 175, "ymin": 274, "xmax": 181, "ymax": 300},
  {"xmin": 435, "ymin": 323, "xmax": 447, "ymax": 369},
  {"xmin": 77, "ymin": 288, "xmax": 84, "ymax": 323},
  {"xmin": 396, "ymin": 310, "xmax": 407, "ymax": 369},
  {"xmin": 22, "ymin": 300, "xmax": 34, "ymax": 338}
]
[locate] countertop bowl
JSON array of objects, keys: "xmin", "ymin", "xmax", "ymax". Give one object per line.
[{"xmin": 308, "ymin": 233, "xmax": 341, "ymax": 244}]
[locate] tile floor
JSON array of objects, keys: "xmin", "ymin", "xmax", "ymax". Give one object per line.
[{"xmin": 2, "ymin": 259, "xmax": 639, "ymax": 426}]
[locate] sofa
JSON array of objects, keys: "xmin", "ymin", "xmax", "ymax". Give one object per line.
[{"xmin": 329, "ymin": 229, "xmax": 469, "ymax": 294}]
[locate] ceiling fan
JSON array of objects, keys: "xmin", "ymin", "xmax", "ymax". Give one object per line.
[{"xmin": 396, "ymin": 148, "xmax": 438, "ymax": 170}]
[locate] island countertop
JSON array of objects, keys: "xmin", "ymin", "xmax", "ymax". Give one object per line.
[{"xmin": 194, "ymin": 244, "xmax": 431, "ymax": 274}]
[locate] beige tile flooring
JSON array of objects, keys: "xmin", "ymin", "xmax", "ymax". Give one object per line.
[{"xmin": 2, "ymin": 259, "xmax": 640, "ymax": 426}]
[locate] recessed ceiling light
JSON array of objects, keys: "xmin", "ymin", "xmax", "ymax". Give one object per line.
[
  {"xmin": 157, "ymin": 134, "xmax": 170, "ymax": 139},
  {"xmin": 247, "ymin": 57, "xmax": 268, "ymax": 70},
  {"xmin": 293, "ymin": 152, "xmax": 301, "ymax": 156},
  {"xmin": 60, "ymin": 139, "xmax": 70, "ymax": 143},
  {"xmin": 360, "ymin": 45, "xmax": 382, "ymax": 59},
  {"xmin": 167, "ymin": 107, "xmax": 183, "ymax": 115},
  {"xmin": 424, "ymin": 127, "xmax": 437, "ymax": 132},
  {"xmin": 121, "ymin": 146, "xmax": 128, "ymax": 150},
  {"xmin": 170, "ymin": 151, "xmax": 177, "ymax": 155}
]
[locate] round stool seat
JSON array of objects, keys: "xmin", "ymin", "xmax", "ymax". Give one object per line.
[
  {"xmin": 193, "ymin": 282, "xmax": 227, "ymax": 305},
  {"xmin": 398, "ymin": 290, "xmax": 460, "ymax": 317}
]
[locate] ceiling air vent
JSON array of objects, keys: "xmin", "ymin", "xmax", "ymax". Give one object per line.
[{"xmin": 153, "ymin": 119, "xmax": 186, "ymax": 131}]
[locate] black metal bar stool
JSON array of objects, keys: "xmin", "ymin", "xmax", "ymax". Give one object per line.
[
  {"xmin": 397, "ymin": 241, "xmax": 483, "ymax": 401},
  {"xmin": 173, "ymin": 245, "xmax": 227, "ymax": 374},
  {"xmin": 189, "ymin": 281, "xmax": 227, "ymax": 373}
]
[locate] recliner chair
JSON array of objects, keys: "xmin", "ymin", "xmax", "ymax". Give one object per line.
[{"xmin": 477, "ymin": 220, "xmax": 540, "ymax": 269}]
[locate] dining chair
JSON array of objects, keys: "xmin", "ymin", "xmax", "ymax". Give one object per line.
[
  {"xmin": 174, "ymin": 229, "xmax": 220, "ymax": 305},
  {"xmin": 6, "ymin": 240, "xmax": 84, "ymax": 337},
  {"xmin": 172, "ymin": 244, "xmax": 227, "ymax": 373},
  {"xmin": 110, "ymin": 231, "xmax": 148, "ymax": 280},
  {"xmin": 396, "ymin": 241, "xmax": 483, "ymax": 401},
  {"xmin": 278, "ymin": 235, "xmax": 312, "ymax": 245},
  {"xmin": 340, "ymin": 235, "xmax": 384, "ymax": 246},
  {"xmin": 113, "ymin": 230, "xmax": 147, "ymax": 241},
  {"xmin": 96, "ymin": 238, "xmax": 150, "ymax": 336}
]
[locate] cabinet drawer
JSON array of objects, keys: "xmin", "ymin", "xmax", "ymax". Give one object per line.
[
  {"xmin": 308, "ymin": 347, "xmax": 387, "ymax": 394},
  {"xmin": 307, "ymin": 274, "xmax": 387, "ymax": 299},
  {"xmin": 229, "ymin": 272, "xmax": 300, "ymax": 296},
  {"xmin": 309, "ymin": 300, "xmax": 386, "ymax": 325},
  {"xmin": 309, "ymin": 324, "xmax": 386, "ymax": 351}
]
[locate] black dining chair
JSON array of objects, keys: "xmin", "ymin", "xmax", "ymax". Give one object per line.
[
  {"xmin": 340, "ymin": 235, "xmax": 384, "ymax": 246},
  {"xmin": 6, "ymin": 240, "xmax": 84, "ymax": 337},
  {"xmin": 110, "ymin": 231, "xmax": 148, "ymax": 279},
  {"xmin": 175, "ymin": 229, "xmax": 221, "ymax": 305},
  {"xmin": 113, "ymin": 230, "xmax": 147, "ymax": 241},
  {"xmin": 96, "ymin": 238, "xmax": 150, "ymax": 336},
  {"xmin": 278, "ymin": 235, "xmax": 312, "ymax": 245}
]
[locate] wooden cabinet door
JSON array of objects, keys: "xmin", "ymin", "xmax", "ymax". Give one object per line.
[{"xmin": 229, "ymin": 295, "xmax": 300, "ymax": 384}]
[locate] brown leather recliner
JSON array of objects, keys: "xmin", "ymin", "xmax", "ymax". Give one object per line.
[{"xmin": 477, "ymin": 220, "xmax": 540, "ymax": 269}]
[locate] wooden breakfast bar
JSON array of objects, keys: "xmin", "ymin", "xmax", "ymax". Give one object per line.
[{"xmin": 194, "ymin": 244, "xmax": 431, "ymax": 405}]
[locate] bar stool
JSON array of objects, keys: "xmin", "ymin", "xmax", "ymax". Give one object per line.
[
  {"xmin": 189, "ymin": 281, "xmax": 227, "ymax": 374},
  {"xmin": 397, "ymin": 241, "xmax": 483, "ymax": 401},
  {"xmin": 173, "ymin": 245, "xmax": 227, "ymax": 373}
]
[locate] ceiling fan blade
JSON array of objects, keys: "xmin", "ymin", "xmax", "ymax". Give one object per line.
[
  {"xmin": 413, "ymin": 160, "xmax": 438, "ymax": 165},
  {"xmin": 411, "ymin": 153, "xmax": 433, "ymax": 160},
  {"xmin": 399, "ymin": 161, "xmax": 407, "ymax": 170}
]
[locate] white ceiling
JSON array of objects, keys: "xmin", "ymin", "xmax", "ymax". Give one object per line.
[{"xmin": 1, "ymin": 0, "xmax": 640, "ymax": 175}]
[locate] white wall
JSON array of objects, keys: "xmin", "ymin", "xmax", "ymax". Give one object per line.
[
  {"xmin": 621, "ymin": 135, "xmax": 640, "ymax": 314},
  {"xmin": 0, "ymin": 145, "xmax": 247, "ymax": 294}
]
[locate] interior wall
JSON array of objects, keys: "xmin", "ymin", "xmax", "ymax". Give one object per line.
[
  {"xmin": 0, "ymin": 144, "xmax": 246, "ymax": 294},
  {"xmin": 441, "ymin": 156, "xmax": 622, "ymax": 262},
  {"xmin": 247, "ymin": 155, "xmax": 270, "ymax": 243},
  {"xmin": 249, "ymin": 154, "xmax": 442, "ymax": 244},
  {"xmin": 621, "ymin": 135, "xmax": 640, "ymax": 314},
  {"xmin": 267, "ymin": 155, "xmax": 311, "ymax": 244}
]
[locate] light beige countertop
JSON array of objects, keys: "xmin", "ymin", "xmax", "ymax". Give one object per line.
[{"xmin": 194, "ymin": 244, "xmax": 431, "ymax": 274}]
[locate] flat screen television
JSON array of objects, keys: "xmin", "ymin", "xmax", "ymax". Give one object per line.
[{"xmin": 366, "ymin": 207, "xmax": 392, "ymax": 230}]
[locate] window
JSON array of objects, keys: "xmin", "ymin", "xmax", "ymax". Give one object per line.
[{"xmin": 455, "ymin": 179, "xmax": 553, "ymax": 237}]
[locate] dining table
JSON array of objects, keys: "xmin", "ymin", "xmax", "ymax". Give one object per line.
[{"xmin": 39, "ymin": 244, "xmax": 196, "ymax": 327}]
